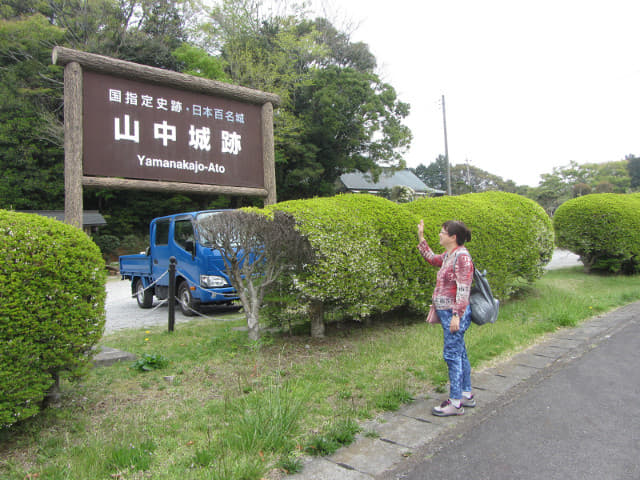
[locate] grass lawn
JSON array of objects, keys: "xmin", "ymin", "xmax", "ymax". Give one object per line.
[{"xmin": 2, "ymin": 266, "xmax": 640, "ymax": 479}]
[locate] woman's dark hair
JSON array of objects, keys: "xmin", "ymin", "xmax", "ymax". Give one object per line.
[{"xmin": 442, "ymin": 220, "xmax": 472, "ymax": 246}]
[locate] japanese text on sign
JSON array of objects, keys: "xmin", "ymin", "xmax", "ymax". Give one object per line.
[{"xmin": 82, "ymin": 70, "xmax": 264, "ymax": 188}]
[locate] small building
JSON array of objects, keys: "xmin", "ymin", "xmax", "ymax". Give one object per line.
[
  {"xmin": 19, "ymin": 210, "xmax": 107, "ymax": 235},
  {"xmin": 337, "ymin": 169, "xmax": 445, "ymax": 197}
]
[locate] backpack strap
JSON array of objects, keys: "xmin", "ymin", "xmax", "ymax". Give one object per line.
[{"xmin": 452, "ymin": 249, "xmax": 474, "ymax": 275}]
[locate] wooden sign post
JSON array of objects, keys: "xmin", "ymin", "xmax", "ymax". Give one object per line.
[{"xmin": 53, "ymin": 47, "xmax": 280, "ymax": 228}]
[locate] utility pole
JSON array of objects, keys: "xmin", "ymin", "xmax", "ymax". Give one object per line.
[{"xmin": 441, "ymin": 94, "xmax": 451, "ymax": 195}]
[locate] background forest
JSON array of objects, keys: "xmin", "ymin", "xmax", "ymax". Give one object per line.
[{"xmin": 1, "ymin": 0, "xmax": 639, "ymax": 245}]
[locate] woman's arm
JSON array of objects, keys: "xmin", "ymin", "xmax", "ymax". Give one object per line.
[
  {"xmin": 417, "ymin": 220, "xmax": 444, "ymax": 267},
  {"xmin": 418, "ymin": 240, "xmax": 444, "ymax": 267},
  {"xmin": 453, "ymin": 253, "xmax": 474, "ymax": 315}
]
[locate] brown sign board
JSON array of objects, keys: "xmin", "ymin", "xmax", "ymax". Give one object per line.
[
  {"xmin": 53, "ymin": 47, "xmax": 279, "ymax": 228},
  {"xmin": 83, "ymin": 70, "xmax": 264, "ymax": 188}
]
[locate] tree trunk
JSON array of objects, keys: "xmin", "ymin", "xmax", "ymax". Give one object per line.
[
  {"xmin": 309, "ymin": 300, "xmax": 325, "ymax": 338},
  {"xmin": 246, "ymin": 310, "xmax": 260, "ymax": 341},
  {"xmin": 43, "ymin": 372, "xmax": 61, "ymax": 407}
]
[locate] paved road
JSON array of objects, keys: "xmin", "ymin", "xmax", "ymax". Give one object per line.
[
  {"xmin": 382, "ymin": 304, "xmax": 640, "ymax": 480},
  {"xmin": 288, "ymin": 271, "xmax": 640, "ymax": 479},
  {"xmin": 544, "ymin": 249, "xmax": 581, "ymax": 270}
]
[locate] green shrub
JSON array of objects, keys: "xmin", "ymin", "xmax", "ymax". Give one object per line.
[
  {"xmin": 130, "ymin": 353, "xmax": 169, "ymax": 372},
  {"xmin": 0, "ymin": 210, "xmax": 106, "ymax": 428},
  {"xmin": 403, "ymin": 191, "xmax": 554, "ymax": 300},
  {"xmin": 118, "ymin": 234, "xmax": 148, "ymax": 255},
  {"xmin": 553, "ymin": 193, "xmax": 640, "ymax": 273},
  {"xmin": 267, "ymin": 194, "xmax": 422, "ymax": 321},
  {"xmin": 92, "ymin": 233, "xmax": 120, "ymax": 259}
]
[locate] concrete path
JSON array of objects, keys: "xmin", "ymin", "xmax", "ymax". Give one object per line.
[
  {"xmin": 544, "ymin": 249, "xmax": 581, "ymax": 270},
  {"xmin": 288, "ymin": 302, "xmax": 640, "ymax": 480}
]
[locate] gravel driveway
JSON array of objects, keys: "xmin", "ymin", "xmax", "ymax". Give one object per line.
[{"xmin": 104, "ymin": 277, "xmax": 243, "ymax": 334}]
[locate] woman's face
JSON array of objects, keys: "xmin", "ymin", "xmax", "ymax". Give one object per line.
[{"xmin": 439, "ymin": 227, "xmax": 457, "ymax": 250}]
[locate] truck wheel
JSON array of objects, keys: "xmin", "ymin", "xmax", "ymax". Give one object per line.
[
  {"xmin": 178, "ymin": 281, "xmax": 195, "ymax": 316},
  {"xmin": 134, "ymin": 278, "xmax": 153, "ymax": 308}
]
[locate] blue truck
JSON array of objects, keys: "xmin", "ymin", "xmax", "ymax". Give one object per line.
[{"xmin": 119, "ymin": 210, "xmax": 238, "ymax": 315}]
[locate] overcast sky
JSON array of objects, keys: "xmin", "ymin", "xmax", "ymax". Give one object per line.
[{"xmin": 311, "ymin": 0, "xmax": 640, "ymax": 186}]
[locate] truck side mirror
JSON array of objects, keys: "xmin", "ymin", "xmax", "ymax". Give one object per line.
[{"xmin": 185, "ymin": 240, "xmax": 195, "ymax": 258}]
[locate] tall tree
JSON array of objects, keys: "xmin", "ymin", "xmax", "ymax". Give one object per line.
[
  {"xmin": 0, "ymin": 14, "xmax": 66, "ymax": 209},
  {"xmin": 626, "ymin": 155, "xmax": 640, "ymax": 189},
  {"xmin": 414, "ymin": 156, "xmax": 448, "ymax": 191},
  {"xmin": 200, "ymin": 0, "xmax": 411, "ymax": 200},
  {"xmin": 450, "ymin": 164, "xmax": 517, "ymax": 194},
  {"xmin": 280, "ymin": 66, "xmax": 410, "ymax": 198},
  {"xmin": 1, "ymin": 0, "xmax": 412, "ymax": 231},
  {"xmin": 586, "ymin": 160, "xmax": 629, "ymax": 193},
  {"xmin": 414, "ymin": 156, "xmax": 517, "ymax": 195},
  {"xmin": 0, "ymin": 1, "xmax": 212, "ymax": 223}
]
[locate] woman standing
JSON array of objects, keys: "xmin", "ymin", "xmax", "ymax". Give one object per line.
[{"xmin": 417, "ymin": 219, "xmax": 475, "ymax": 416}]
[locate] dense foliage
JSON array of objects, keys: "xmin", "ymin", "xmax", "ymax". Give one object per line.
[
  {"xmin": 0, "ymin": 211, "xmax": 106, "ymax": 427},
  {"xmin": 528, "ymin": 158, "xmax": 637, "ymax": 214},
  {"xmin": 403, "ymin": 191, "xmax": 555, "ymax": 301},
  {"xmin": 263, "ymin": 192, "xmax": 553, "ymax": 336},
  {"xmin": 413, "ymin": 154, "xmax": 640, "ymax": 217},
  {"xmin": 553, "ymin": 193, "xmax": 640, "ymax": 273},
  {"xmin": 414, "ymin": 155, "xmax": 520, "ymax": 195},
  {"xmin": 267, "ymin": 195, "xmax": 422, "ymax": 321},
  {"xmin": 0, "ymin": 14, "xmax": 66, "ymax": 209},
  {"xmin": 205, "ymin": 3, "xmax": 412, "ymax": 199}
]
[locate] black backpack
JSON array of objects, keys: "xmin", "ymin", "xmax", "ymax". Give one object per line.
[
  {"xmin": 469, "ymin": 267, "xmax": 499, "ymax": 325},
  {"xmin": 454, "ymin": 253, "xmax": 499, "ymax": 325}
]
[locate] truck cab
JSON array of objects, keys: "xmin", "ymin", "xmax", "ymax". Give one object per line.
[{"xmin": 119, "ymin": 210, "xmax": 238, "ymax": 315}]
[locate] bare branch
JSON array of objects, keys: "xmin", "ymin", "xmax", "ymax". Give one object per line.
[{"xmin": 197, "ymin": 210, "xmax": 312, "ymax": 341}]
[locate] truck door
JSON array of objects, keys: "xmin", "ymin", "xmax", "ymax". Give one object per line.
[
  {"xmin": 173, "ymin": 216, "xmax": 200, "ymax": 294},
  {"xmin": 152, "ymin": 218, "xmax": 171, "ymax": 287}
]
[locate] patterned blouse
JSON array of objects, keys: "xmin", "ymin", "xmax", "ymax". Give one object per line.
[{"xmin": 418, "ymin": 240, "xmax": 474, "ymax": 316}]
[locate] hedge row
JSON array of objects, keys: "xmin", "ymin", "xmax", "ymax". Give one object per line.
[
  {"xmin": 265, "ymin": 191, "xmax": 553, "ymax": 332},
  {"xmin": 0, "ymin": 211, "xmax": 106, "ymax": 428},
  {"xmin": 403, "ymin": 191, "xmax": 555, "ymax": 301},
  {"xmin": 553, "ymin": 193, "xmax": 640, "ymax": 273}
]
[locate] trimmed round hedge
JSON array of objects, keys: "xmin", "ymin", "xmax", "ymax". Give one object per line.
[
  {"xmin": 0, "ymin": 210, "xmax": 106, "ymax": 428},
  {"xmin": 553, "ymin": 193, "xmax": 640, "ymax": 273},
  {"xmin": 267, "ymin": 194, "xmax": 422, "ymax": 320},
  {"xmin": 402, "ymin": 191, "xmax": 555, "ymax": 301}
]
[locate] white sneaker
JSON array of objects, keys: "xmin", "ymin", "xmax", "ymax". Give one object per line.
[{"xmin": 432, "ymin": 399, "xmax": 464, "ymax": 417}]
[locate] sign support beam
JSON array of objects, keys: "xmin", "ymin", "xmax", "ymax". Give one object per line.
[{"xmin": 63, "ymin": 61, "xmax": 83, "ymax": 229}]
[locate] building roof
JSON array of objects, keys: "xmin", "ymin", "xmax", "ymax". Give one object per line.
[
  {"xmin": 18, "ymin": 210, "xmax": 107, "ymax": 227},
  {"xmin": 339, "ymin": 169, "xmax": 445, "ymax": 195}
]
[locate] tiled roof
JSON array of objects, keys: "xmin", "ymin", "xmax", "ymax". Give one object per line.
[
  {"xmin": 18, "ymin": 210, "xmax": 107, "ymax": 226},
  {"xmin": 339, "ymin": 169, "xmax": 445, "ymax": 194}
]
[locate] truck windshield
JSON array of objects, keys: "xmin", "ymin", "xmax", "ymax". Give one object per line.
[{"xmin": 195, "ymin": 211, "xmax": 222, "ymax": 247}]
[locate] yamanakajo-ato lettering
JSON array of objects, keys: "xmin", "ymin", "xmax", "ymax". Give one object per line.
[{"xmin": 137, "ymin": 154, "xmax": 226, "ymax": 173}]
